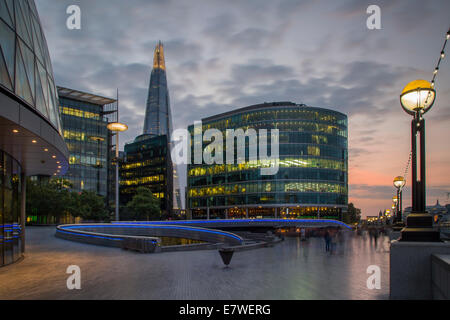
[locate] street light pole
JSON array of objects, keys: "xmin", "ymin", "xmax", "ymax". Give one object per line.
[
  {"xmin": 399, "ymin": 80, "xmax": 439, "ymax": 242},
  {"xmin": 411, "ymin": 113, "xmax": 426, "ymax": 213},
  {"xmin": 115, "ymin": 131, "xmax": 119, "ymax": 221},
  {"xmin": 107, "ymin": 122, "xmax": 128, "ymax": 222},
  {"xmin": 393, "ymin": 176, "xmax": 405, "ymax": 224}
]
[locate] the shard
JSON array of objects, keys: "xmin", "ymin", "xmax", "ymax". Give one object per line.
[
  {"xmin": 143, "ymin": 41, "xmax": 173, "ymax": 137},
  {"xmin": 143, "ymin": 41, "xmax": 181, "ymax": 210}
]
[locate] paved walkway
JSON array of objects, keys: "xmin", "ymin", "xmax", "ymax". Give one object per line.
[{"xmin": 0, "ymin": 227, "xmax": 390, "ymax": 299}]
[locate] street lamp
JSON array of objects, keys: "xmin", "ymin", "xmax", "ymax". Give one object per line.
[
  {"xmin": 399, "ymin": 80, "xmax": 439, "ymax": 241},
  {"xmin": 107, "ymin": 122, "xmax": 128, "ymax": 221},
  {"xmin": 393, "ymin": 176, "xmax": 405, "ymax": 223}
]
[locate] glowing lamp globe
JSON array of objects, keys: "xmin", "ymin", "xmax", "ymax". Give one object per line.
[
  {"xmin": 393, "ymin": 176, "xmax": 406, "ymax": 189},
  {"xmin": 400, "ymin": 80, "xmax": 436, "ymax": 116},
  {"xmin": 107, "ymin": 122, "xmax": 128, "ymax": 132}
]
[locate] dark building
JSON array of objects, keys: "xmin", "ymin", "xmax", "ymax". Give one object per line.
[
  {"xmin": 0, "ymin": 0, "xmax": 69, "ymax": 266},
  {"xmin": 57, "ymin": 87, "xmax": 118, "ymax": 204},
  {"xmin": 187, "ymin": 102, "xmax": 348, "ymax": 220},
  {"xmin": 120, "ymin": 134, "xmax": 172, "ymax": 217}
]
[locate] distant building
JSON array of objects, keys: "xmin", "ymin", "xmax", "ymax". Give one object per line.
[
  {"xmin": 120, "ymin": 134, "xmax": 172, "ymax": 218},
  {"xmin": 143, "ymin": 41, "xmax": 172, "ymax": 138},
  {"xmin": 187, "ymin": 102, "xmax": 348, "ymax": 220},
  {"xmin": 120, "ymin": 41, "xmax": 181, "ymax": 216},
  {"xmin": 0, "ymin": 0, "xmax": 69, "ymax": 266},
  {"xmin": 403, "ymin": 200, "xmax": 449, "ymax": 224},
  {"xmin": 57, "ymin": 87, "xmax": 118, "ymax": 205}
]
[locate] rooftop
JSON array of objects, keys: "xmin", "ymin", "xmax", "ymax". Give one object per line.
[
  {"xmin": 201, "ymin": 101, "xmax": 346, "ymax": 123},
  {"xmin": 57, "ymin": 86, "xmax": 117, "ymax": 106}
]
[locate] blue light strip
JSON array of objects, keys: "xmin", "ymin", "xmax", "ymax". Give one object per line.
[
  {"xmin": 57, "ymin": 229, "xmax": 124, "ymax": 241},
  {"xmin": 111, "ymin": 218, "xmax": 352, "ymax": 230},
  {"xmin": 60, "ymin": 224, "xmax": 243, "ymax": 243}
]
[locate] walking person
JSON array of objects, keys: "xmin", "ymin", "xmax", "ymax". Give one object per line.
[
  {"xmin": 371, "ymin": 228, "xmax": 379, "ymax": 249},
  {"xmin": 324, "ymin": 228, "xmax": 331, "ymax": 252}
]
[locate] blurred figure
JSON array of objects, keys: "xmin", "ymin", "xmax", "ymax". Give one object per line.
[
  {"xmin": 324, "ymin": 228, "xmax": 331, "ymax": 252},
  {"xmin": 369, "ymin": 227, "xmax": 379, "ymax": 248},
  {"xmin": 356, "ymin": 225, "xmax": 363, "ymax": 236},
  {"xmin": 330, "ymin": 229, "xmax": 338, "ymax": 254},
  {"xmin": 300, "ymin": 228, "xmax": 307, "ymax": 241}
]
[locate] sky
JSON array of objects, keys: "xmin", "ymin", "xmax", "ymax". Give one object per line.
[{"xmin": 35, "ymin": 0, "xmax": 450, "ymax": 217}]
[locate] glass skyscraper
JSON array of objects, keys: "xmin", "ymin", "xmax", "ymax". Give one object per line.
[
  {"xmin": 187, "ymin": 102, "xmax": 348, "ymax": 220},
  {"xmin": 0, "ymin": 0, "xmax": 68, "ymax": 266},
  {"xmin": 57, "ymin": 87, "xmax": 117, "ymax": 203},
  {"xmin": 143, "ymin": 41, "xmax": 172, "ymax": 137},
  {"xmin": 122, "ymin": 41, "xmax": 181, "ymax": 213}
]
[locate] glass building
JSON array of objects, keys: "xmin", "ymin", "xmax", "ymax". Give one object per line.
[
  {"xmin": 143, "ymin": 41, "xmax": 172, "ymax": 137},
  {"xmin": 0, "ymin": 0, "xmax": 69, "ymax": 266},
  {"xmin": 127, "ymin": 41, "xmax": 180, "ymax": 212},
  {"xmin": 57, "ymin": 87, "xmax": 117, "ymax": 203},
  {"xmin": 120, "ymin": 134, "xmax": 173, "ymax": 218},
  {"xmin": 187, "ymin": 102, "xmax": 348, "ymax": 220}
]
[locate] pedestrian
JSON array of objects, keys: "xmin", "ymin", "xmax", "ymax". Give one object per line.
[
  {"xmin": 371, "ymin": 228, "xmax": 379, "ymax": 248},
  {"xmin": 324, "ymin": 228, "xmax": 331, "ymax": 252}
]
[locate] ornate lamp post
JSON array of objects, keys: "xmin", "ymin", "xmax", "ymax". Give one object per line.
[
  {"xmin": 392, "ymin": 195, "xmax": 398, "ymax": 217},
  {"xmin": 393, "ymin": 176, "xmax": 405, "ymax": 223},
  {"xmin": 107, "ymin": 122, "xmax": 128, "ymax": 221},
  {"xmin": 399, "ymin": 80, "xmax": 440, "ymax": 241}
]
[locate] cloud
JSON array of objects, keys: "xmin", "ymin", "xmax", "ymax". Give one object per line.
[{"xmin": 35, "ymin": 0, "xmax": 450, "ymax": 213}]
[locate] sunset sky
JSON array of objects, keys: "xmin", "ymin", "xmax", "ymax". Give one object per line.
[{"xmin": 36, "ymin": 0, "xmax": 450, "ymax": 216}]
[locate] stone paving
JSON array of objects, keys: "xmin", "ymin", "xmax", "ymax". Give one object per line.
[{"xmin": 0, "ymin": 227, "xmax": 390, "ymax": 299}]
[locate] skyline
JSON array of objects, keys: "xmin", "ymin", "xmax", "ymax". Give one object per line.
[{"xmin": 35, "ymin": 0, "xmax": 450, "ymax": 217}]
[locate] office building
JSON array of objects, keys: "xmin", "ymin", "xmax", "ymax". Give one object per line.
[
  {"xmin": 57, "ymin": 87, "xmax": 117, "ymax": 203},
  {"xmin": 120, "ymin": 134, "xmax": 172, "ymax": 218},
  {"xmin": 187, "ymin": 102, "xmax": 348, "ymax": 220}
]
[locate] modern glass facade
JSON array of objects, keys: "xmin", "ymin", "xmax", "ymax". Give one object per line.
[
  {"xmin": 140, "ymin": 41, "xmax": 180, "ymax": 209},
  {"xmin": 143, "ymin": 41, "xmax": 172, "ymax": 137},
  {"xmin": 187, "ymin": 102, "xmax": 348, "ymax": 220},
  {"xmin": 58, "ymin": 87, "xmax": 117, "ymax": 200},
  {"xmin": 0, "ymin": 151, "xmax": 22, "ymax": 266},
  {"xmin": 0, "ymin": 0, "xmax": 68, "ymax": 266},
  {"xmin": 120, "ymin": 134, "xmax": 173, "ymax": 218},
  {"xmin": 0, "ymin": 0, "xmax": 61, "ymax": 133}
]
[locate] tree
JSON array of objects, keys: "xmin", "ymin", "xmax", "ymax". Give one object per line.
[
  {"xmin": 26, "ymin": 179, "xmax": 69, "ymax": 224},
  {"xmin": 77, "ymin": 191, "xmax": 109, "ymax": 221},
  {"xmin": 126, "ymin": 187, "xmax": 160, "ymax": 221},
  {"xmin": 26, "ymin": 179, "xmax": 108, "ymax": 224},
  {"xmin": 344, "ymin": 203, "xmax": 361, "ymax": 224}
]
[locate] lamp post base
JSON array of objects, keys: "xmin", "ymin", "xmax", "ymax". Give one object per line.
[
  {"xmin": 392, "ymin": 221, "xmax": 405, "ymax": 232},
  {"xmin": 400, "ymin": 213, "xmax": 441, "ymax": 242}
]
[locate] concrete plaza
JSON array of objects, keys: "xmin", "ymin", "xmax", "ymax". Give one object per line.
[{"xmin": 0, "ymin": 227, "xmax": 389, "ymax": 299}]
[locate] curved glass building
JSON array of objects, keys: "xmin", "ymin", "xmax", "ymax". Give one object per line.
[
  {"xmin": 0, "ymin": 0, "xmax": 68, "ymax": 266},
  {"xmin": 187, "ymin": 102, "xmax": 348, "ymax": 220}
]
